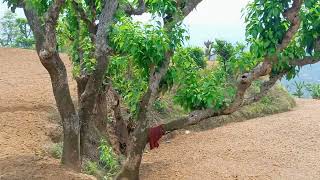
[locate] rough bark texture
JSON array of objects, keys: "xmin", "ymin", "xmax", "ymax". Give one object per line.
[
  {"xmin": 109, "ymin": 86, "xmax": 129, "ymax": 155},
  {"xmin": 78, "ymin": 0, "xmax": 119, "ymax": 160},
  {"xmin": 22, "ymin": 0, "xmax": 81, "ymax": 170},
  {"xmin": 243, "ymin": 72, "xmax": 287, "ymax": 106}
]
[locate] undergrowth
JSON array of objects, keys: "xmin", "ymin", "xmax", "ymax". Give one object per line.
[{"xmin": 83, "ymin": 139, "xmax": 119, "ymax": 179}]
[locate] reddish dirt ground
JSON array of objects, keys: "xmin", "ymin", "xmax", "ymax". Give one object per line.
[
  {"xmin": 140, "ymin": 99, "xmax": 320, "ymax": 180},
  {"xmin": 0, "ymin": 48, "xmax": 93, "ymax": 180},
  {"xmin": 1, "ymin": 48, "xmax": 320, "ymax": 180}
]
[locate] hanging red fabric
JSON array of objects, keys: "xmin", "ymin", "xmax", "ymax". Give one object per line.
[{"xmin": 148, "ymin": 125, "xmax": 165, "ymax": 150}]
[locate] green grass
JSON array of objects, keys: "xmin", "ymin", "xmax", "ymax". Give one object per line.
[{"xmin": 49, "ymin": 142, "xmax": 63, "ymax": 159}]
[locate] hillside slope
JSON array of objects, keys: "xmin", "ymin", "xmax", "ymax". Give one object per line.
[
  {"xmin": 0, "ymin": 48, "xmax": 310, "ymax": 180},
  {"xmin": 0, "ymin": 48, "xmax": 92, "ymax": 179},
  {"xmin": 141, "ymin": 99, "xmax": 320, "ymax": 179}
]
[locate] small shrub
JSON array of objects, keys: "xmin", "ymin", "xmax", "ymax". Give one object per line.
[
  {"xmin": 185, "ymin": 47, "xmax": 206, "ymax": 69},
  {"xmin": 84, "ymin": 161, "xmax": 100, "ymax": 176},
  {"xmin": 83, "ymin": 140, "xmax": 119, "ymax": 179},
  {"xmin": 99, "ymin": 140, "xmax": 119, "ymax": 178},
  {"xmin": 306, "ymin": 83, "xmax": 320, "ymax": 99},
  {"xmin": 292, "ymin": 81, "xmax": 305, "ymax": 98},
  {"xmin": 49, "ymin": 142, "xmax": 63, "ymax": 159}
]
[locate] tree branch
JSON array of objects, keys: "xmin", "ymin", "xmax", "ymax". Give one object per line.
[
  {"xmin": 181, "ymin": 0, "xmax": 203, "ymax": 17},
  {"xmin": 163, "ymin": 54, "xmax": 320, "ymax": 133},
  {"xmin": 39, "ymin": 0, "xmax": 66, "ymax": 60},
  {"xmin": 290, "ymin": 56, "xmax": 320, "ymax": 66},
  {"xmin": 136, "ymin": 52, "xmax": 172, "ymax": 123},
  {"xmin": 243, "ymin": 72, "xmax": 286, "ymax": 106},
  {"xmin": 22, "ymin": 5, "xmax": 45, "ymax": 51},
  {"xmin": 124, "ymin": 0, "xmax": 146, "ymax": 16},
  {"xmin": 277, "ymin": 0, "xmax": 303, "ymax": 52},
  {"xmin": 163, "ymin": 0, "xmax": 304, "ymax": 133},
  {"xmin": 79, "ymin": 0, "xmax": 118, "ymax": 127},
  {"xmin": 80, "ymin": 0, "xmax": 118, "ymax": 99},
  {"xmin": 244, "ymin": 56, "xmax": 320, "ymax": 105},
  {"xmin": 71, "ymin": 0, "xmax": 97, "ymax": 42}
]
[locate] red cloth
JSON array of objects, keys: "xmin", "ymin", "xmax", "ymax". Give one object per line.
[{"xmin": 148, "ymin": 125, "xmax": 165, "ymax": 150}]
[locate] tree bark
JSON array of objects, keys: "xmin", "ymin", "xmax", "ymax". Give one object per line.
[
  {"xmin": 116, "ymin": 127, "xmax": 148, "ymax": 180},
  {"xmin": 48, "ymin": 53, "xmax": 81, "ymax": 169},
  {"xmin": 22, "ymin": 0, "xmax": 81, "ymax": 170},
  {"xmin": 78, "ymin": 0, "xmax": 118, "ymax": 159},
  {"xmin": 109, "ymin": 86, "xmax": 129, "ymax": 155}
]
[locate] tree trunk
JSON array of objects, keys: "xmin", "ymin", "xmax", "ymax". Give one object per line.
[
  {"xmin": 116, "ymin": 127, "xmax": 148, "ymax": 180},
  {"xmin": 44, "ymin": 53, "xmax": 81, "ymax": 170},
  {"xmin": 108, "ymin": 86, "xmax": 129, "ymax": 155},
  {"xmin": 80, "ymin": 116, "xmax": 104, "ymax": 160},
  {"xmin": 79, "ymin": 90, "xmax": 109, "ymax": 160}
]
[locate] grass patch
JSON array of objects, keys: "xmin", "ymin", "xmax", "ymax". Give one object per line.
[
  {"xmin": 49, "ymin": 142, "xmax": 63, "ymax": 159},
  {"xmin": 83, "ymin": 140, "xmax": 120, "ymax": 179}
]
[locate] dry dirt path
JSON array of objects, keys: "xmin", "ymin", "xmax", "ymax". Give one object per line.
[
  {"xmin": 0, "ymin": 48, "xmax": 93, "ymax": 179},
  {"xmin": 140, "ymin": 99, "xmax": 320, "ymax": 180},
  {"xmin": 1, "ymin": 48, "xmax": 320, "ymax": 180}
]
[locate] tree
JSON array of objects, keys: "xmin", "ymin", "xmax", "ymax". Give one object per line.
[
  {"xmin": 15, "ymin": 17, "xmax": 34, "ymax": 48},
  {"xmin": 4, "ymin": 0, "xmax": 320, "ymax": 179},
  {"xmin": 212, "ymin": 39, "xmax": 235, "ymax": 73},
  {"xmin": 0, "ymin": 11, "xmax": 18, "ymax": 47},
  {"xmin": 204, "ymin": 40, "xmax": 213, "ymax": 60},
  {"xmin": 0, "ymin": 11, "xmax": 34, "ymax": 48}
]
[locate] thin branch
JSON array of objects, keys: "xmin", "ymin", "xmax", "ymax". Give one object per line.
[{"xmin": 289, "ymin": 57, "xmax": 320, "ymax": 67}]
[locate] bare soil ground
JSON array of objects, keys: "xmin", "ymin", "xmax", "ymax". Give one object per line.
[
  {"xmin": 140, "ymin": 99, "xmax": 320, "ymax": 180},
  {"xmin": 1, "ymin": 48, "xmax": 320, "ymax": 180},
  {"xmin": 0, "ymin": 48, "xmax": 93, "ymax": 180}
]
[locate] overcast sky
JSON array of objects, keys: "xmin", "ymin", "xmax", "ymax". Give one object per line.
[{"xmin": 0, "ymin": 0, "xmax": 251, "ymax": 46}]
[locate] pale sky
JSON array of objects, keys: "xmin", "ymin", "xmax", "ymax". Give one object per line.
[{"xmin": 0, "ymin": 0, "xmax": 251, "ymax": 46}]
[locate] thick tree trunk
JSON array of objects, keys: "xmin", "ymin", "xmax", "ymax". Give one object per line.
[
  {"xmin": 80, "ymin": 116, "xmax": 104, "ymax": 160},
  {"xmin": 23, "ymin": 1, "xmax": 81, "ymax": 169},
  {"xmin": 44, "ymin": 53, "xmax": 81, "ymax": 170},
  {"xmin": 79, "ymin": 90, "xmax": 109, "ymax": 160}
]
